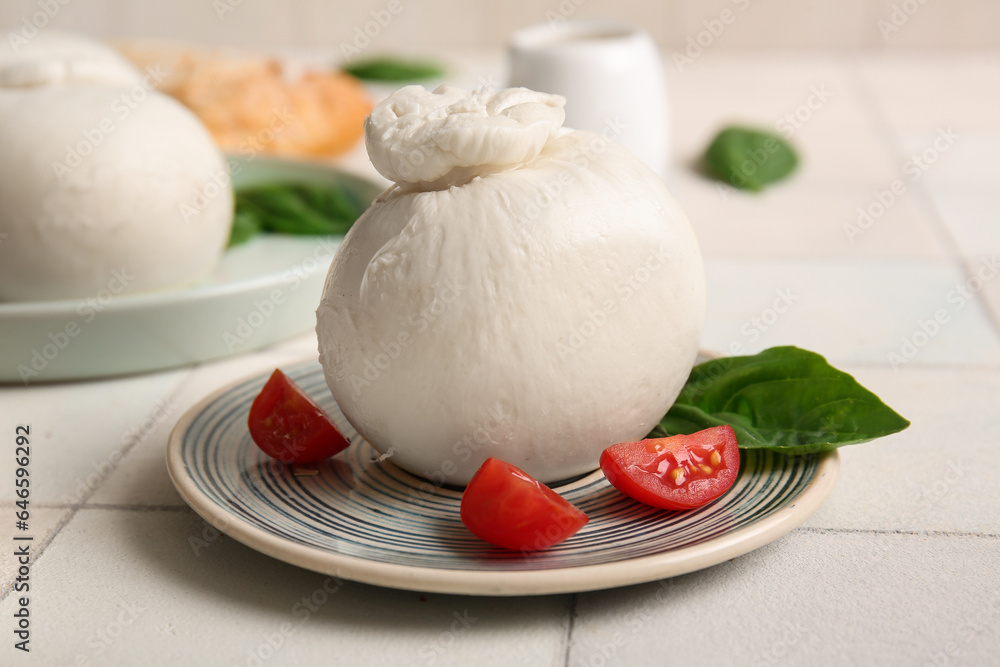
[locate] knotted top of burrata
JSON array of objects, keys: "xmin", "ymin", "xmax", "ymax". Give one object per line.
[
  {"xmin": 364, "ymin": 85, "xmax": 566, "ymax": 189},
  {"xmin": 318, "ymin": 85, "xmax": 705, "ymax": 486}
]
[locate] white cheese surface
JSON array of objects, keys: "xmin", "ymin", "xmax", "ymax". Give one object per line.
[
  {"xmin": 319, "ymin": 86, "xmax": 705, "ymax": 485},
  {"xmin": 0, "ymin": 30, "xmax": 143, "ymax": 88}
]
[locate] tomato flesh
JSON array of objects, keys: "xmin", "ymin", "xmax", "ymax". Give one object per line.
[
  {"xmin": 460, "ymin": 458, "xmax": 589, "ymax": 552},
  {"xmin": 247, "ymin": 369, "xmax": 351, "ymax": 464},
  {"xmin": 599, "ymin": 425, "xmax": 740, "ymax": 511}
]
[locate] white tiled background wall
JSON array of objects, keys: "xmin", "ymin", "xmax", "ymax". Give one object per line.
[{"xmin": 2, "ymin": 0, "xmax": 999, "ymax": 55}]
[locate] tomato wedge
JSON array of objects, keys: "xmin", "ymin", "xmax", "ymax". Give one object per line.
[
  {"xmin": 460, "ymin": 458, "xmax": 589, "ymax": 552},
  {"xmin": 600, "ymin": 425, "xmax": 740, "ymax": 511},
  {"xmin": 247, "ymin": 369, "xmax": 351, "ymax": 464}
]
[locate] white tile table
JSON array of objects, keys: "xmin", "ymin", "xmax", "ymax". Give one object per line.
[{"xmin": 1, "ymin": 51, "xmax": 998, "ymax": 666}]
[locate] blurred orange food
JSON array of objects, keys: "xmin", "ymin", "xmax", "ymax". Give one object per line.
[{"xmin": 118, "ymin": 42, "xmax": 372, "ymax": 159}]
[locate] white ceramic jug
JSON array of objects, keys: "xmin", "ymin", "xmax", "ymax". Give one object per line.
[{"xmin": 508, "ymin": 19, "xmax": 670, "ymax": 181}]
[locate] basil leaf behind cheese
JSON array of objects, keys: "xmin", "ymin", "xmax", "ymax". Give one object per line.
[
  {"xmin": 703, "ymin": 126, "xmax": 798, "ymax": 191},
  {"xmin": 343, "ymin": 57, "xmax": 445, "ymax": 82},
  {"xmin": 227, "ymin": 209, "xmax": 262, "ymax": 247},
  {"xmin": 231, "ymin": 181, "xmax": 367, "ymax": 246},
  {"xmin": 650, "ymin": 346, "xmax": 910, "ymax": 455}
]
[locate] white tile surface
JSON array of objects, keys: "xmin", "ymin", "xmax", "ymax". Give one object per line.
[
  {"xmin": 87, "ymin": 335, "xmax": 321, "ymax": 507},
  {"xmin": 860, "ymin": 54, "xmax": 1000, "ymax": 134},
  {"xmin": 673, "ymin": 174, "xmax": 949, "ymax": 261},
  {"xmin": 679, "ymin": 0, "xmax": 867, "ymax": 51},
  {"xmin": 0, "ymin": 506, "xmax": 70, "ymax": 591},
  {"xmin": 804, "ymin": 364, "xmax": 1000, "ymax": 534},
  {"xmin": 0, "ymin": 508, "xmax": 571, "ymax": 666},
  {"xmin": 4, "ymin": 0, "xmax": 1000, "ymax": 52},
  {"xmin": 567, "ymin": 531, "xmax": 1000, "ymax": 666},
  {"xmin": 0, "ymin": 370, "xmax": 185, "ymax": 505},
  {"xmin": 898, "ymin": 131, "xmax": 1000, "ymax": 193},
  {"xmin": 1, "ymin": 50, "xmax": 998, "ymax": 667},
  {"xmin": 702, "ymin": 258, "xmax": 1000, "ymax": 366},
  {"xmin": 927, "ymin": 188, "xmax": 1000, "ymax": 257},
  {"xmin": 866, "ymin": 0, "xmax": 1000, "ymax": 49}
]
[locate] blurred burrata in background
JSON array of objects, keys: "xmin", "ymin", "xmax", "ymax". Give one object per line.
[{"xmin": 0, "ymin": 30, "xmax": 232, "ymax": 302}]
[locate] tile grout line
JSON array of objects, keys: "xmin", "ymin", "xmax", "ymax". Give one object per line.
[
  {"xmin": 0, "ymin": 347, "xmax": 319, "ymax": 599},
  {"xmin": 561, "ymin": 592, "xmax": 579, "ymax": 667},
  {"xmin": 798, "ymin": 526, "xmax": 1000, "ymax": 539},
  {"xmin": 3, "ymin": 502, "xmax": 189, "ymax": 510},
  {"xmin": 0, "ymin": 368, "xmax": 201, "ymax": 602},
  {"xmin": 958, "ymin": 255, "xmax": 1000, "ymax": 339},
  {"xmin": 74, "ymin": 504, "xmax": 193, "ymax": 512},
  {"xmin": 0, "ymin": 504, "xmax": 76, "ymax": 603},
  {"xmin": 850, "ymin": 58, "xmax": 1000, "ymax": 343},
  {"xmin": 848, "ymin": 59, "xmax": 967, "ymax": 265}
]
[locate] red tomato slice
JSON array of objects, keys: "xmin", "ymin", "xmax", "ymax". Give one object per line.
[
  {"xmin": 460, "ymin": 458, "xmax": 589, "ymax": 552},
  {"xmin": 599, "ymin": 425, "xmax": 740, "ymax": 511},
  {"xmin": 247, "ymin": 369, "xmax": 351, "ymax": 464}
]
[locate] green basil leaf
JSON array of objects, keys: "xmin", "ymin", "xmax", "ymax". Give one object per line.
[
  {"xmin": 343, "ymin": 57, "xmax": 445, "ymax": 82},
  {"xmin": 227, "ymin": 209, "xmax": 261, "ymax": 247},
  {"xmin": 652, "ymin": 346, "xmax": 910, "ymax": 455},
  {"xmin": 234, "ymin": 182, "xmax": 367, "ymax": 237},
  {"xmin": 703, "ymin": 126, "xmax": 798, "ymax": 191}
]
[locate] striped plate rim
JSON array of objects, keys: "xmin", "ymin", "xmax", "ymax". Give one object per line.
[{"xmin": 166, "ymin": 359, "xmax": 839, "ymax": 596}]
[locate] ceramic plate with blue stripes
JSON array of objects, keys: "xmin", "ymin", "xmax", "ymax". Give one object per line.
[{"xmin": 167, "ymin": 360, "xmax": 839, "ymax": 596}]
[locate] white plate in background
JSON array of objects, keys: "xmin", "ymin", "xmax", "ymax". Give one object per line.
[{"xmin": 0, "ymin": 157, "xmax": 381, "ymax": 384}]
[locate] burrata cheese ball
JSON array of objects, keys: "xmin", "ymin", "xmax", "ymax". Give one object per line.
[
  {"xmin": 318, "ymin": 85, "xmax": 705, "ymax": 485},
  {"xmin": 0, "ymin": 31, "xmax": 232, "ymax": 302},
  {"xmin": 0, "ymin": 29, "xmax": 143, "ymax": 88}
]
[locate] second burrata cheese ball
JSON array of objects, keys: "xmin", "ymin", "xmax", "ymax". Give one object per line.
[
  {"xmin": 318, "ymin": 85, "xmax": 705, "ymax": 485},
  {"xmin": 0, "ymin": 31, "xmax": 232, "ymax": 301}
]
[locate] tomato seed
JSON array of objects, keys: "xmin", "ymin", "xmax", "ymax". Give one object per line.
[{"xmin": 710, "ymin": 450, "xmax": 722, "ymax": 466}]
